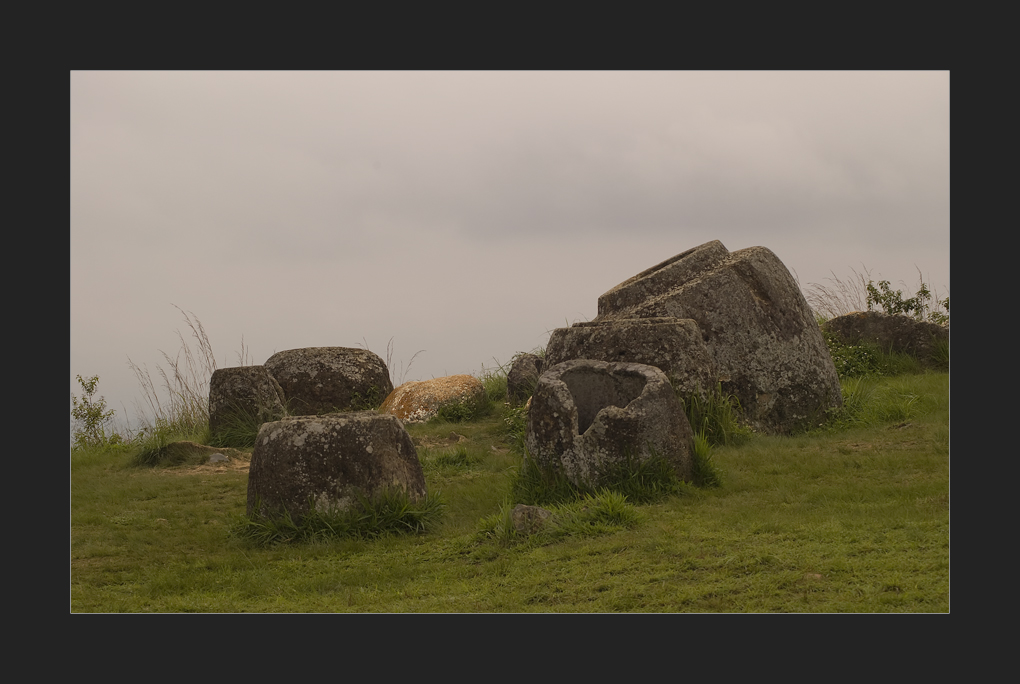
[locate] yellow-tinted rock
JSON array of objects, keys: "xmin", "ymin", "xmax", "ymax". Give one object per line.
[{"xmin": 380, "ymin": 375, "xmax": 486, "ymax": 423}]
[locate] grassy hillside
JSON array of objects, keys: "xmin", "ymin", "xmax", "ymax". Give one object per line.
[{"xmin": 71, "ymin": 365, "xmax": 948, "ymax": 612}]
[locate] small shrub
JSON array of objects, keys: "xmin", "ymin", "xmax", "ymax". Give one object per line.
[
  {"xmin": 71, "ymin": 374, "xmax": 117, "ymax": 450},
  {"xmin": 823, "ymin": 332, "xmax": 885, "ymax": 377},
  {"xmin": 347, "ymin": 386, "xmax": 383, "ymax": 412},
  {"xmin": 867, "ymin": 276, "xmax": 949, "ymax": 325},
  {"xmin": 822, "ymin": 330, "xmax": 925, "ymax": 378}
]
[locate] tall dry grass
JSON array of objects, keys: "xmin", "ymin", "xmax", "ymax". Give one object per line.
[
  {"xmin": 128, "ymin": 306, "xmax": 217, "ymax": 456},
  {"xmin": 804, "ymin": 267, "xmax": 873, "ymax": 321}
]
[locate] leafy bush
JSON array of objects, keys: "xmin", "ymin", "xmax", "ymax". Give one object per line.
[
  {"xmin": 822, "ymin": 332, "xmax": 886, "ymax": 377},
  {"xmin": 866, "ymin": 278, "xmax": 949, "ymax": 325},
  {"xmin": 347, "ymin": 386, "xmax": 384, "ymax": 412},
  {"xmin": 71, "ymin": 375, "xmax": 117, "ymax": 450}
]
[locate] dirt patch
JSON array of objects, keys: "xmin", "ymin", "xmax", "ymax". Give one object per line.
[
  {"xmin": 151, "ymin": 441, "xmax": 252, "ymax": 474},
  {"xmin": 167, "ymin": 458, "xmax": 251, "ymax": 475}
]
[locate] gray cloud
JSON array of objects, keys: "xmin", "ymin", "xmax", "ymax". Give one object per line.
[{"xmin": 71, "ymin": 71, "xmax": 948, "ymax": 434}]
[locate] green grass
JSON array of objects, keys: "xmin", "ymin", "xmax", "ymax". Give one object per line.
[
  {"xmin": 235, "ymin": 490, "xmax": 446, "ymax": 545},
  {"xmin": 72, "ymin": 370, "xmax": 948, "ymax": 612}
]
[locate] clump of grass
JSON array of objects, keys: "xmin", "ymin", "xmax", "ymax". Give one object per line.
[
  {"xmin": 805, "ymin": 267, "xmax": 873, "ymax": 321},
  {"xmin": 680, "ymin": 384, "xmax": 752, "ymax": 447},
  {"xmin": 427, "ymin": 445, "xmax": 484, "ymax": 469},
  {"xmin": 234, "ymin": 490, "xmax": 445, "ymax": 546},
  {"xmin": 930, "ymin": 335, "xmax": 950, "ymax": 371},
  {"xmin": 690, "ymin": 432, "xmax": 722, "ymax": 488},
  {"xmin": 432, "ymin": 396, "xmax": 492, "ymax": 423},
  {"xmin": 478, "ymin": 489, "xmax": 642, "ymax": 547},
  {"xmin": 502, "ymin": 403, "xmax": 529, "ymax": 454},
  {"xmin": 207, "ymin": 404, "xmax": 267, "ymax": 449},
  {"xmin": 478, "ymin": 360, "xmax": 510, "ymax": 405},
  {"xmin": 129, "ymin": 306, "xmax": 216, "ymax": 462},
  {"xmin": 823, "ymin": 375, "xmax": 933, "ymax": 431},
  {"xmin": 510, "ymin": 449, "xmax": 692, "ymax": 507}
]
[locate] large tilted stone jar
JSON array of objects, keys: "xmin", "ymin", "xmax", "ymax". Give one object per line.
[
  {"xmin": 525, "ymin": 359, "xmax": 694, "ymax": 489},
  {"xmin": 247, "ymin": 412, "xmax": 426, "ymax": 520},
  {"xmin": 592, "ymin": 240, "xmax": 842, "ymax": 434}
]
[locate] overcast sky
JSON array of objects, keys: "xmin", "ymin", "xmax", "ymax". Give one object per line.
[{"xmin": 70, "ymin": 71, "xmax": 949, "ymax": 435}]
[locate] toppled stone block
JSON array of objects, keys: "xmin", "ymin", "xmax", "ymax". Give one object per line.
[
  {"xmin": 263, "ymin": 347, "xmax": 393, "ymax": 415},
  {"xmin": 526, "ymin": 359, "xmax": 694, "ymax": 489},
  {"xmin": 247, "ymin": 412, "xmax": 425, "ymax": 519},
  {"xmin": 511, "ymin": 504, "xmax": 553, "ymax": 535},
  {"xmin": 593, "ymin": 240, "xmax": 842, "ymax": 434}
]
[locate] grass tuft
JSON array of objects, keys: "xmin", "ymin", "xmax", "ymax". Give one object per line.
[
  {"xmin": 233, "ymin": 490, "xmax": 445, "ymax": 546},
  {"xmin": 691, "ymin": 432, "xmax": 722, "ymax": 488},
  {"xmin": 477, "ymin": 489, "xmax": 642, "ymax": 548},
  {"xmin": 510, "ymin": 449, "xmax": 692, "ymax": 507},
  {"xmin": 680, "ymin": 384, "xmax": 753, "ymax": 447}
]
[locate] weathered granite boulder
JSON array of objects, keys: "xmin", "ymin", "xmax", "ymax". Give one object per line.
[
  {"xmin": 511, "ymin": 504, "xmax": 553, "ymax": 535},
  {"xmin": 379, "ymin": 374, "xmax": 486, "ymax": 423},
  {"xmin": 247, "ymin": 412, "xmax": 425, "ymax": 519},
  {"xmin": 506, "ymin": 353, "xmax": 544, "ymax": 404},
  {"xmin": 544, "ymin": 317, "xmax": 717, "ymax": 404},
  {"xmin": 823, "ymin": 311, "xmax": 949, "ymax": 366},
  {"xmin": 526, "ymin": 360, "xmax": 694, "ymax": 488},
  {"xmin": 593, "ymin": 240, "xmax": 842, "ymax": 434},
  {"xmin": 263, "ymin": 347, "xmax": 393, "ymax": 416},
  {"xmin": 208, "ymin": 365, "xmax": 287, "ymax": 437}
]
